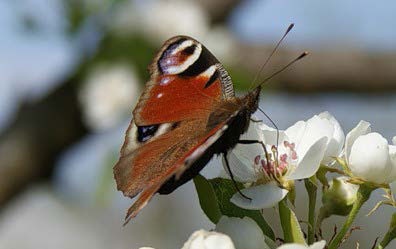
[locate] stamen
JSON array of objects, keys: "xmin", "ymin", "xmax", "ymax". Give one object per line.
[
  {"xmin": 291, "ymin": 150, "xmax": 298, "ymax": 160},
  {"xmin": 254, "ymin": 155, "xmax": 261, "ymax": 165}
]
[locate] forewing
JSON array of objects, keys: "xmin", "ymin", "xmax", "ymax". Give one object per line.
[{"xmin": 133, "ymin": 36, "xmax": 235, "ymax": 126}]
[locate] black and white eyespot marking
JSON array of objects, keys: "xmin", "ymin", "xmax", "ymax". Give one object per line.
[
  {"xmin": 182, "ymin": 44, "xmax": 197, "ymax": 55},
  {"xmin": 204, "ymin": 69, "xmax": 219, "ymax": 88},
  {"xmin": 157, "ymin": 37, "xmax": 235, "ymax": 98},
  {"xmin": 179, "ymin": 46, "xmax": 217, "ymax": 77},
  {"xmin": 137, "ymin": 125, "xmax": 159, "ymax": 142},
  {"xmin": 158, "ymin": 38, "xmax": 202, "ymax": 75},
  {"xmin": 133, "ymin": 122, "xmax": 178, "ymax": 146},
  {"xmin": 158, "ymin": 38, "xmax": 187, "ymax": 73}
]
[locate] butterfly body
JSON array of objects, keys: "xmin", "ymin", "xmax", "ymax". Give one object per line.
[
  {"xmin": 114, "ymin": 36, "xmax": 260, "ymax": 222},
  {"xmin": 159, "ymin": 87, "xmax": 260, "ymax": 194}
]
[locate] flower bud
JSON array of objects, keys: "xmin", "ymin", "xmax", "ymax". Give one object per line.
[
  {"xmin": 319, "ymin": 177, "xmax": 358, "ymax": 222},
  {"xmin": 345, "ymin": 121, "xmax": 396, "ymax": 184},
  {"xmin": 216, "ymin": 216, "xmax": 270, "ymax": 249},
  {"xmin": 181, "ymin": 229, "xmax": 235, "ymax": 249}
]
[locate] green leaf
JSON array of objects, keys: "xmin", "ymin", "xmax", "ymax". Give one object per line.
[
  {"xmin": 211, "ymin": 178, "xmax": 275, "ymax": 240},
  {"xmin": 193, "ymin": 175, "xmax": 222, "ymax": 223},
  {"xmin": 193, "ymin": 175, "xmax": 275, "ymax": 240},
  {"xmin": 278, "ymin": 199, "xmax": 306, "ymax": 244}
]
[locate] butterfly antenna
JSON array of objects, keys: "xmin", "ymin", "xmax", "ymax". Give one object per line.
[
  {"xmin": 249, "ymin": 23, "xmax": 295, "ymax": 90},
  {"xmin": 254, "ymin": 51, "xmax": 308, "ymax": 89}
]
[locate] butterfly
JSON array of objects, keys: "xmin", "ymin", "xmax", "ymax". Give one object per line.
[{"xmin": 114, "ymin": 29, "xmax": 305, "ymax": 223}]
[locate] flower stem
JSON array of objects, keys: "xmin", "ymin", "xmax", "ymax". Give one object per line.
[
  {"xmin": 305, "ymin": 178, "xmax": 317, "ymax": 245},
  {"xmin": 376, "ymin": 213, "xmax": 396, "ymax": 249},
  {"xmin": 327, "ymin": 184, "xmax": 374, "ymax": 249}
]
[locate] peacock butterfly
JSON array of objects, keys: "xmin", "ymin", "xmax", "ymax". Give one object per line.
[{"xmin": 114, "ymin": 29, "xmax": 306, "ymax": 224}]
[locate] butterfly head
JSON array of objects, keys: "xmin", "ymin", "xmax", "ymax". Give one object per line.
[{"xmin": 244, "ymin": 86, "xmax": 261, "ymax": 115}]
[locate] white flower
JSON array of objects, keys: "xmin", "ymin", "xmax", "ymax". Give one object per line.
[
  {"xmin": 345, "ymin": 121, "xmax": 396, "ymax": 184},
  {"xmin": 181, "ymin": 229, "xmax": 235, "ymax": 249},
  {"xmin": 285, "ymin": 112, "xmax": 344, "ymax": 165},
  {"xmin": 277, "ymin": 241, "xmax": 326, "ymax": 249},
  {"xmin": 79, "ymin": 63, "xmax": 139, "ymax": 131},
  {"xmin": 216, "ymin": 216, "xmax": 270, "ymax": 249},
  {"xmin": 317, "ymin": 112, "xmax": 345, "ymax": 164},
  {"xmin": 226, "ymin": 113, "xmax": 336, "ymax": 209}
]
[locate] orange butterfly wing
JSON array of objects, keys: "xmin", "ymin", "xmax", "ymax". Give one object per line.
[
  {"xmin": 113, "ymin": 36, "xmax": 237, "ymax": 222},
  {"xmin": 133, "ymin": 36, "xmax": 234, "ymax": 125}
]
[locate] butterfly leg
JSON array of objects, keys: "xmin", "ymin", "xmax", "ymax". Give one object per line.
[
  {"xmin": 238, "ymin": 140, "xmax": 282, "ymax": 183},
  {"xmin": 250, "ymin": 118, "xmax": 263, "ymax": 123},
  {"xmin": 238, "ymin": 139, "xmax": 271, "ymax": 166},
  {"xmin": 223, "ymin": 151, "xmax": 252, "ymax": 201}
]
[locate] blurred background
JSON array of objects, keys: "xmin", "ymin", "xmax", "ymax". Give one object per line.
[{"xmin": 0, "ymin": 0, "xmax": 395, "ymax": 248}]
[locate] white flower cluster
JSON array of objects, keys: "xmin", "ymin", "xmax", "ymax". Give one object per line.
[
  {"xmin": 136, "ymin": 112, "xmax": 395, "ymax": 249},
  {"xmin": 139, "ymin": 217, "xmax": 326, "ymax": 249},
  {"xmin": 225, "ymin": 112, "xmax": 396, "ymax": 209}
]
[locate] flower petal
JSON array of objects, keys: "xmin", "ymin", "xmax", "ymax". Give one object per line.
[
  {"xmin": 348, "ymin": 132, "xmax": 390, "ymax": 184},
  {"xmin": 230, "ymin": 183, "xmax": 288, "ymax": 210},
  {"xmin": 318, "ymin": 112, "xmax": 345, "ymax": 165},
  {"xmin": 345, "ymin": 120, "xmax": 371, "ymax": 164},
  {"xmin": 286, "ymin": 115, "xmax": 333, "ymax": 162},
  {"xmin": 301, "ymin": 115, "xmax": 334, "ymax": 158},
  {"xmin": 277, "ymin": 240, "xmax": 326, "ymax": 249},
  {"xmin": 309, "ymin": 241, "xmax": 327, "ymax": 249},
  {"xmin": 204, "ymin": 234, "xmax": 235, "ymax": 249},
  {"xmin": 258, "ymin": 123, "xmax": 286, "ymax": 146},
  {"xmin": 285, "ymin": 121, "xmax": 307, "ymax": 146},
  {"xmin": 242, "ymin": 121, "xmax": 265, "ymax": 141},
  {"xmin": 385, "ymin": 145, "xmax": 396, "ymax": 183},
  {"xmin": 216, "ymin": 216, "xmax": 270, "ymax": 249},
  {"xmin": 286, "ymin": 137, "xmax": 328, "ymax": 180},
  {"xmin": 223, "ymin": 146, "xmax": 261, "ymax": 183},
  {"xmin": 221, "ymin": 121, "xmax": 267, "ymax": 182},
  {"xmin": 181, "ymin": 230, "xmax": 235, "ymax": 249},
  {"xmin": 277, "ymin": 244, "xmax": 308, "ymax": 249}
]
